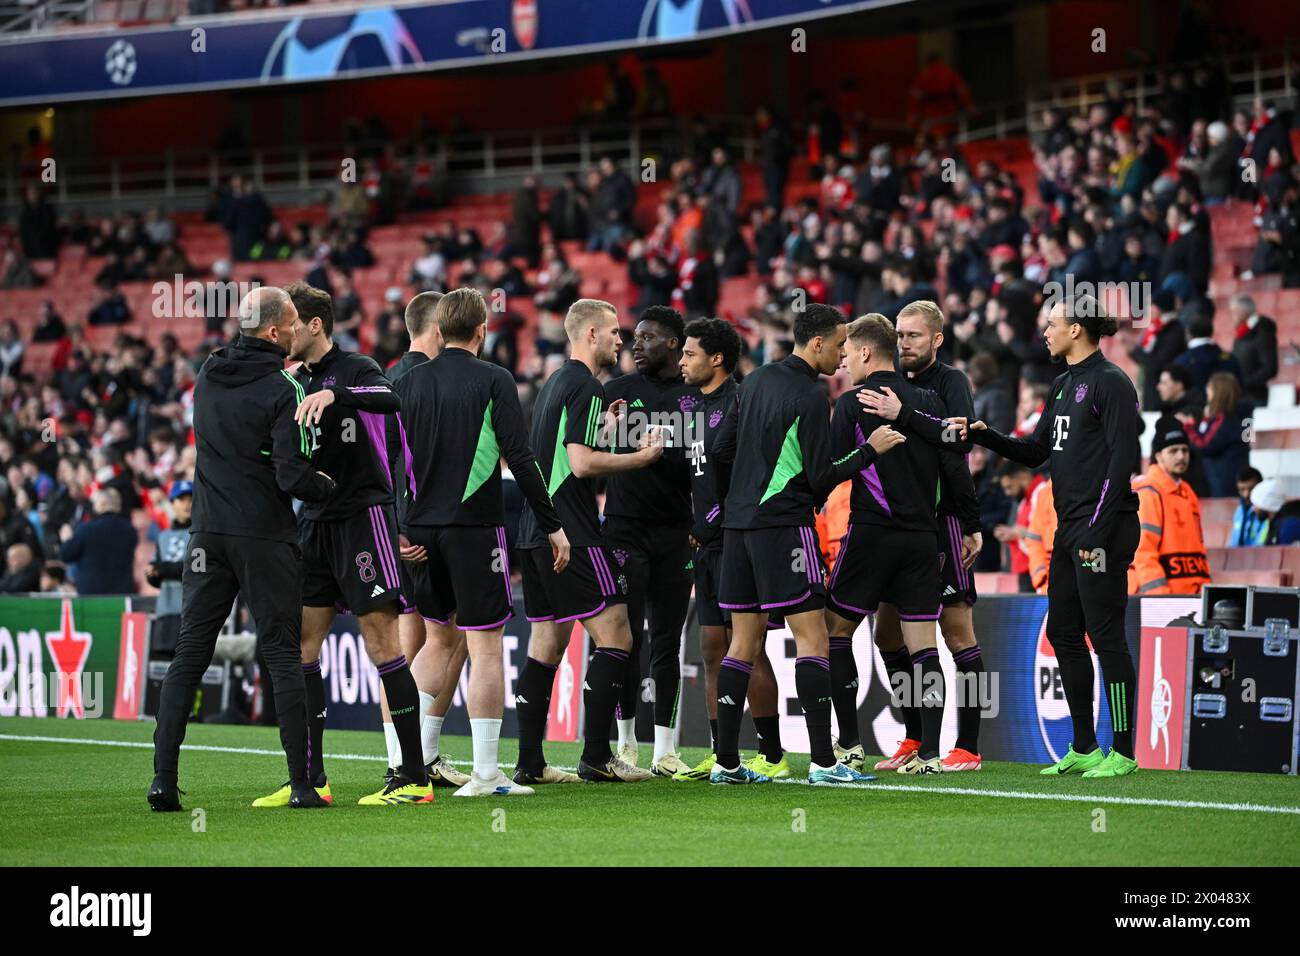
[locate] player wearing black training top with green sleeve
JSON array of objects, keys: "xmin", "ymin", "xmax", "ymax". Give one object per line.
[
  {"xmin": 392, "ymin": 288, "xmax": 568, "ymax": 795},
  {"xmin": 953, "ymin": 297, "xmax": 1142, "ymax": 778},
  {"xmin": 512, "ymin": 299, "xmax": 664, "ymax": 786},
  {"xmin": 709, "ymin": 304, "xmax": 896, "ymax": 785},
  {"xmin": 600, "ymin": 305, "xmax": 697, "ymax": 774}
]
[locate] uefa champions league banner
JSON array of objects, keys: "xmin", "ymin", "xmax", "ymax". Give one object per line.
[{"xmin": 0, "ymin": 0, "xmax": 883, "ymax": 107}]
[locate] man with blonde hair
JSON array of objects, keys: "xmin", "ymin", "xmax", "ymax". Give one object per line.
[{"xmin": 513, "ymin": 298, "xmax": 665, "ymax": 783}]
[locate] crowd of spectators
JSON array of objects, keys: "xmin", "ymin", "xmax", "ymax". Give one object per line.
[{"xmin": 3, "ymin": 53, "xmax": 1298, "ymax": 596}]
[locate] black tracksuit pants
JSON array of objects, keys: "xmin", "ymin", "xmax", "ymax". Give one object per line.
[
  {"xmin": 153, "ymin": 532, "xmax": 309, "ymax": 784},
  {"xmin": 602, "ymin": 517, "xmax": 694, "ymax": 730},
  {"xmin": 1044, "ymin": 512, "xmax": 1141, "ymax": 750}
]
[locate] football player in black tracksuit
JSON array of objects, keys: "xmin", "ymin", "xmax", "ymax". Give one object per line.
[
  {"xmin": 394, "ymin": 288, "xmax": 571, "ymax": 796},
  {"xmin": 383, "ymin": 291, "xmax": 472, "ymax": 790},
  {"xmin": 827, "ymin": 314, "xmax": 981, "ymax": 775},
  {"xmin": 150, "ymin": 287, "xmax": 336, "ymax": 812},
  {"xmin": 264, "ymin": 281, "xmax": 432, "ymax": 808},
  {"xmin": 856, "ymin": 300, "xmax": 986, "ymax": 772},
  {"xmin": 710, "ymin": 303, "xmax": 904, "ymax": 785},
  {"xmin": 512, "ymin": 298, "xmax": 663, "ymax": 785},
  {"xmin": 672, "ymin": 317, "xmax": 788, "ymax": 782},
  {"xmin": 951, "ymin": 297, "xmax": 1142, "ymax": 778},
  {"xmin": 601, "ymin": 305, "xmax": 697, "ymax": 776}
]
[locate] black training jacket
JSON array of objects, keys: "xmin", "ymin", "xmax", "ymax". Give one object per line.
[
  {"xmin": 293, "ymin": 344, "xmax": 405, "ymax": 523},
  {"xmin": 831, "ymin": 370, "xmax": 979, "ymax": 534},
  {"xmin": 902, "ymin": 359, "xmax": 976, "ymax": 520},
  {"xmin": 969, "ymin": 349, "xmax": 1140, "ymax": 548},
  {"xmin": 190, "ymin": 334, "xmax": 335, "ymax": 543},
  {"xmin": 685, "ymin": 375, "xmax": 737, "ymax": 550},
  {"xmin": 713, "ymin": 354, "xmax": 872, "ymax": 529},
  {"xmin": 394, "ymin": 346, "xmax": 561, "ymax": 531},
  {"xmin": 602, "ymin": 371, "xmax": 696, "ymax": 527}
]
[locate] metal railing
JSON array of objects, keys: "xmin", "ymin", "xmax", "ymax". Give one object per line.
[
  {"xmin": 949, "ymin": 43, "xmax": 1295, "ymax": 144},
  {"xmin": 0, "ymin": 0, "xmax": 98, "ymax": 34},
  {"xmin": 1, "ymin": 116, "xmax": 759, "ymax": 216}
]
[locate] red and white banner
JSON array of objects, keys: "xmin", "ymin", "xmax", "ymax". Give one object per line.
[
  {"xmin": 546, "ymin": 622, "xmax": 585, "ymax": 742},
  {"xmin": 113, "ymin": 612, "xmax": 149, "ymax": 720}
]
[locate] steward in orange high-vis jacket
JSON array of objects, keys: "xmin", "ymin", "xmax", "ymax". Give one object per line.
[
  {"xmin": 1024, "ymin": 478, "xmax": 1056, "ymax": 594},
  {"xmin": 1128, "ymin": 417, "xmax": 1210, "ymax": 595}
]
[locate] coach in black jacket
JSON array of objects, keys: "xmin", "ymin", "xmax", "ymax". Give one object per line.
[{"xmin": 149, "ymin": 287, "xmax": 336, "ymax": 812}]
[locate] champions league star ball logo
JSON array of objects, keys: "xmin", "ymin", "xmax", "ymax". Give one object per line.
[
  {"xmin": 105, "ymin": 40, "xmax": 137, "ymax": 86},
  {"xmin": 1074, "ymin": 383, "xmax": 1088, "ymax": 404},
  {"xmin": 1034, "ymin": 628, "xmax": 1101, "ymax": 762},
  {"xmin": 261, "ymin": 10, "xmax": 423, "ymax": 82},
  {"xmin": 709, "ymin": 408, "xmax": 724, "ymax": 428}
]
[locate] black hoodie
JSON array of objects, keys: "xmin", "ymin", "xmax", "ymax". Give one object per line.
[{"xmin": 190, "ymin": 334, "xmax": 335, "ymax": 543}]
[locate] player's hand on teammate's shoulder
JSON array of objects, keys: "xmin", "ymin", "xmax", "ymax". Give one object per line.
[
  {"xmin": 857, "ymin": 385, "xmax": 902, "ymax": 421},
  {"xmin": 548, "ymin": 528, "xmax": 571, "ymax": 572},
  {"xmin": 295, "ymin": 389, "xmax": 335, "ymax": 426},
  {"xmin": 865, "ymin": 424, "xmax": 905, "ymax": 454}
]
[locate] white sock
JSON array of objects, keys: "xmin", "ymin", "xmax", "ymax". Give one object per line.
[
  {"xmin": 422, "ymin": 715, "xmax": 444, "ymax": 764},
  {"xmin": 418, "ymin": 690, "xmax": 435, "ymax": 718},
  {"xmin": 616, "ymin": 718, "xmax": 636, "ymax": 750},
  {"xmin": 653, "ymin": 724, "xmax": 675, "ymax": 763},
  {"xmin": 471, "ymin": 718, "xmax": 502, "ymax": 780},
  {"xmin": 417, "ymin": 691, "xmax": 436, "ymax": 762},
  {"xmin": 383, "ymin": 721, "xmax": 400, "ymax": 769}
]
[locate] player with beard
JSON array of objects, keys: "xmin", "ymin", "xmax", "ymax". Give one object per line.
[
  {"xmin": 252, "ymin": 281, "xmax": 432, "ymax": 807},
  {"xmin": 381, "ymin": 291, "xmax": 472, "ymax": 789},
  {"xmin": 950, "ymin": 296, "xmax": 1141, "ymax": 778},
  {"xmin": 512, "ymin": 299, "xmax": 664, "ymax": 784},
  {"xmin": 856, "ymin": 300, "xmax": 986, "ymax": 771},
  {"xmin": 601, "ymin": 305, "xmax": 696, "ymax": 776},
  {"xmin": 710, "ymin": 303, "xmax": 898, "ymax": 785},
  {"xmin": 674, "ymin": 317, "xmax": 790, "ymax": 781}
]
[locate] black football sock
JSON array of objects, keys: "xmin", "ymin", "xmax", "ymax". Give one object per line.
[
  {"xmin": 1051, "ymin": 637, "xmax": 1099, "ymax": 754},
  {"xmin": 952, "ymin": 645, "xmax": 984, "ymax": 755},
  {"xmin": 581, "ymin": 647, "xmax": 627, "ymax": 766},
  {"xmin": 911, "ymin": 648, "xmax": 945, "ymax": 761},
  {"xmin": 753, "ymin": 715, "xmax": 784, "ymax": 762},
  {"xmin": 515, "ymin": 657, "xmax": 557, "ymax": 775},
  {"xmin": 715, "ymin": 657, "xmax": 752, "ymax": 769},
  {"xmin": 881, "ymin": 646, "xmax": 921, "ymax": 742},
  {"xmin": 828, "ymin": 637, "xmax": 860, "ymax": 748},
  {"xmin": 302, "ymin": 659, "xmax": 327, "ymax": 786},
  {"xmin": 709, "ymin": 718, "xmax": 719, "ymax": 754},
  {"xmin": 1098, "ymin": 650, "xmax": 1137, "ymax": 759},
  {"xmin": 377, "ymin": 656, "xmax": 424, "ymax": 782},
  {"xmin": 795, "ymin": 656, "xmax": 834, "ymax": 768}
]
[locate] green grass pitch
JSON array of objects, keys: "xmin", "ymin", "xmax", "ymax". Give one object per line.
[{"xmin": 2, "ymin": 716, "xmax": 1298, "ymax": 866}]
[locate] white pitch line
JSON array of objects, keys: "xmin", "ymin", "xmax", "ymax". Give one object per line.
[{"xmin": 4, "ymin": 733, "xmax": 1299, "ymax": 817}]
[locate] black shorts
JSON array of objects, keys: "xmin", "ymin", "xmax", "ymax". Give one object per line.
[
  {"xmin": 938, "ymin": 513, "xmax": 978, "ymax": 606},
  {"xmin": 403, "ymin": 525, "xmax": 514, "ymax": 630},
  {"xmin": 827, "ymin": 523, "xmax": 941, "ymax": 623},
  {"xmin": 693, "ymin": 545, "xmax": 727, "ymax": 627},
  {"xmin": 301, "ymin": 504, "xmax": 405, "ymax": 616},
  {"xmin": 521, "ymin": 543, "xmax": 627, "ymax": 624},
  {"xmin": 719, "ymin": 525, "xmax": 825, "ymax": 615}
]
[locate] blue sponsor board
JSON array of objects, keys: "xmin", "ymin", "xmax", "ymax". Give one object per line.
[{"xmin": 0, "ymin": 0, "xmax": 885, "ymax": 107}]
